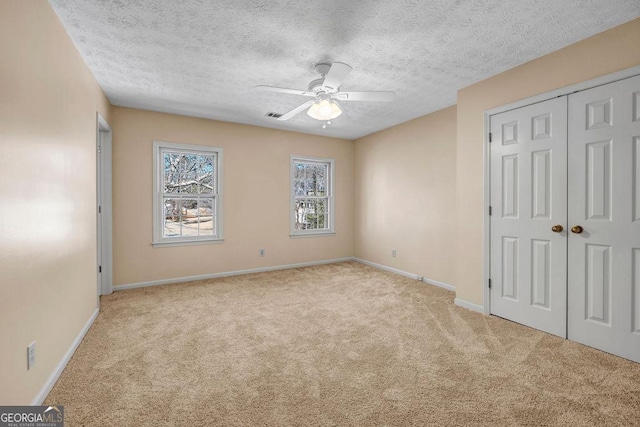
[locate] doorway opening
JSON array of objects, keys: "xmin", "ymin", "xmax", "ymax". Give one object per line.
[{"xmin": 97, "ymin": 114, "xmax": 113, "ymax": 299}]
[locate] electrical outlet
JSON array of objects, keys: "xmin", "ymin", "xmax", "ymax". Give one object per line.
[
  {"xmin": 259, "ymin": 248, "xmax": 265, "ymax": 257},
  {"xmin": 391, "ymin": 249, "xmax": 397, "ymax": 257},
  {"xmin": 27, "ymin": 341, "xmax": 36, "ymax": 370}
]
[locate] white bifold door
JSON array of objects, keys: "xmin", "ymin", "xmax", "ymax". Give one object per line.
[
  {"xmin": 490, "ymin": 97, "xmax": 568, "ymax": 338},
  {"xmin": 567, "ymin": 76, "xmax": 640, "ymax": 362},
  {"xmin": 490, "ymin": 73, "xmax": 640, "ymax": 363}
]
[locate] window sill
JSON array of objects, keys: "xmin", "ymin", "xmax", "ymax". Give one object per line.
[
  {"xmin": 152, "ymin": 238, "xmax": 224, "ymax": 248},
  {"xmin": 289, "ymin": 232, "xmax": 336, "ymax": 239}
]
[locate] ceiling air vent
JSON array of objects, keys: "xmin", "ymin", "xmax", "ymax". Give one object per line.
[{"xmin": 265, "ymin": 112, "xmax": 282, "ymax": 119}]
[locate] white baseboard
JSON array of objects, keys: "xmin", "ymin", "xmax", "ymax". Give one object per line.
[
  {"xmin": 421, "ymin": 277, "xmax": 456, "ymax": 292},
  {"xmin": 32, "ymin": 308, "xmax": 99, "ymax": 405},
  {"xmin": 454, "ymin": 298, "xmax": 484, "ymax": 313},
  {"xmin": 353, "ymin": 258, "xmax": 417, "ymax": 280},
  {"xmin": 114, "ymin": 258, "xmax": 354, "ymax": 291},
  {"xmin": 353, "ymin": 258, "xmax": 455, "ymax": 291}
]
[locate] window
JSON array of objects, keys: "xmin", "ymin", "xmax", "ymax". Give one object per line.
[
  {"xmin": 153, "ymin": 141, "xmax": 223, "ymax": 246},
  {"xmin": 290, "ymin": 156, "xmax": 335, "ymax": 237}
]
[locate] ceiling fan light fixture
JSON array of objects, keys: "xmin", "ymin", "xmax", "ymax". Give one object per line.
[{"xmin": 307, "ymin": 98, "xmax": 342, "ymax": 121}]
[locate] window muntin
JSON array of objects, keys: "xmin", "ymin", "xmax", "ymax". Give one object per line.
[
  {"xmin": 291, "ymin": 156, "xmax": 334, "ymax": 236},
  {"xmin": 153, "ymin": 142, "xmax": 222, "ymax": 245}
]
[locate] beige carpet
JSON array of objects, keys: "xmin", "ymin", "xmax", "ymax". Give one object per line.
[{"xmin": 46, "ymin": 261, "xmax": 640, "ymax": 426}]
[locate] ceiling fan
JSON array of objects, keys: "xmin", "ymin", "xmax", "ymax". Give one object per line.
[{"xmin": 255, "ymin": 62, "xmax": 396, "ymax": 124}]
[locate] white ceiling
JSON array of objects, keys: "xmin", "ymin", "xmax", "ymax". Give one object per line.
[{"xmin": 49, "ymin": 0, "xmax": 640, "ymax": 140}]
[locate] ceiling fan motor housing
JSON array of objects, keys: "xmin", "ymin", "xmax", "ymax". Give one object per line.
[
  {"xmin": 314, "ymin": 63, "xmax": 331, "ymax": 76},
  {"xmin": 308, "ymin": 78, "xmax": 326, "ymax": 92}
]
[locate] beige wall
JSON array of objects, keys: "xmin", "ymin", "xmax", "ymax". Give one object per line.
[
  {"xmin": 456, "ymin": 18, "xmax": 640, "ymax": 306},
  {"xmin": 0, "ymin": 1, "xmax": 111, "ymax": 404},
  {"xmin": 112, "ymin": 107, "xmax": 353, "ymax": 286},
  {"xmin": 354, "ymin": 106, "xmax": 457, "ymax": 285}
]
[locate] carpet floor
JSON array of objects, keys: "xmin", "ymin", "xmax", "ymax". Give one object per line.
[{"xmin": 46, "ymin": 261, "xmax": 640, "ymax": 426}]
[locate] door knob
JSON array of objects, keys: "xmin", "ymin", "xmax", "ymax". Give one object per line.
[
  {"xmin": 551, "ymin": 225, "xmax": 563, "ymax": 232},
  {"xmin": 571, "ymin": 225, "xmax": 584, "ymax": 234}
]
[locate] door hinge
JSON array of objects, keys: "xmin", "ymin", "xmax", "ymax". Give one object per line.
[
  {"xmin": 489, "ymin": 206, "xmax": 492, "ymax": 216},
  {"xmin": 489, "ymin": 132, "xmax": 492, "ymax": 143},
  {"xmin": 99, "ymin": 265, "xmax": 102, "ymax": 273},
  {"xmin": 488, "ymin": 278, "xmax": 492, "ymax": 289},
  {"xmin": 98, "ymin": 205, "xmax": 102, "ymax": 214}
]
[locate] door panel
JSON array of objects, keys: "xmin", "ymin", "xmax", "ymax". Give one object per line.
[
  {"xmin": 502, "ymin": 155, "xmax": 519, "ymax": 217},
  {"xmin": 568, "ymin": 74, "xmax": 640, "ymax": 362},
  {"xmin": 586, "ymin": 140, "xmax": 612, "ymax": 220},
  {"xmin": 490, "ymin": 97, "xmax": 568, "ymax": 337},
  {"xmin": 532, "ymin": 150, "xmax": 551, "ymax": 219},
  {"xmin": 531, "ymin": 239, "xmax": 550, "ymax": 308},
  {"xmin": 502, "ymin": 237, "xmax": 519, "ymax": 299},
  {"xmin": 634, "ymin": 137, "xmax": 640, "ymax": 222},
  {"xmin": 634, "ymin": 248, "xmax": 640, "ymax": 333},
  {"xmin": 585, "ymin": 244, "xmax": 611, "ymax": 324}
]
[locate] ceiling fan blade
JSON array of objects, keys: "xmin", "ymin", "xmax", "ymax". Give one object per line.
[
  {"xmin": 335, "ymin": 91, "xmax": 396, "ymax": 102},
  {"xmin": 254, "ymin": 85, "xmax": 314, "ymax": 97},
  {"xmin": 322, "ymin": 62, "xmax": 352, "ymax": 91},
  {"xmin": 277, "ymin": 100, "xmax": 316, "ymax": 121}
]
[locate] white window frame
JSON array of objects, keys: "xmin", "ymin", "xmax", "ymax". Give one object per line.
[
  {"xmin": 152, "ymin": 141, "xmax": 223, "ymax": 247},
  {"xmin": 290, "ymin": 155, "xmax": 335, "ymax": 237}
]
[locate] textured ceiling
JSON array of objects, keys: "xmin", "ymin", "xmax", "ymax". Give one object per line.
[{"xmin": 48, "ymin": 0, "xmax": 640, "ymax": 140}]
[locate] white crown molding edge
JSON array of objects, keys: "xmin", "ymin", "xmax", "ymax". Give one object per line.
[{"xmin": 32, "ymin": 308, "xmax": 99, "ymax": 405}]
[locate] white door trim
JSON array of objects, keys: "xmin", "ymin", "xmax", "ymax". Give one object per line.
[
  {"xmin": 483, "ymin": 65, "xmax": 640, "ymax": 315},
  {"xmin": 97, "ymin": 113, "xmax": 113, "ymax": 296}
]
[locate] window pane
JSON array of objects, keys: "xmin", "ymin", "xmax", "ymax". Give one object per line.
[
  {"xmin": 197, "ymin": 155, "xmax": 214, "ymax": 194},
  {"xmin": 163, "ymin": 198, "xmax": 181, "ymax": 237},
  {"xmin": 198, "ymin": 155, "xmax": 214, "ymax": 175},
  {"xmin": 315, "ymin": 165, "xmax": 327, "ymax": 195},
  {"xmin": 181, "ymin": 173, "xmax": 198, "ymax": 194},
  {"xmin": 164, "ymin": 153, "xmax": 180, "ymax": 174},
  {"xmin": 295, "ymin": 199, "xmax": 310, "ymax": 230},
  {"xmin": 181, "ymin": 154, "xmax": 198, "ymax": 174},
  {"xmin": 306, "ymin": 181, "xmax": 315, "ymax": 196},
  {"xmin": 164, "ymin": 152, "xmax": 180, "ymax": 193},
  {"xmin": 317, "ymin": 214, "xmax": 326, "ymax": 229},
  {"xmin": 180, "ymin": 199, "xmax": 199, "ymax": 237},
  {"xmin": 316, "ymin": 198, "xmax": 327, "ymax": 216},
  {"xmin": 318, "ymin": 197, "xmax": 329, "ymax": 229},
  {"xmin": 306, "ymin": 207, "xmax": 318, "ymax": 229},
  {"xmin": 305, "ymin": 164, "xmax": 315, "ymax": 184},
  {"xmin": 200, "ymin": 174, "xmax": 213, "ymax": 194},
  {"xmin": 164, "ymin": 173, "xmax": 179, "ymax": 193},
  {"xmin": 294, "ymin": 162, "xmax": 305, "ymax": 179},
  {"xmin": 304, "ymin": 163, "xmax": 315, "ymax": 176},
  {"xmin": 294, "ymin": 179, "xmax": 306, "ymax": 196},
  {"xmin": 296, "ymin": 199, "xmax": 316, "ymax": 230},
  {"xmin": 177, "ymin": 154, "xmax": 187, "ymax": 173},
  {"xmin": 198, "ymin": 198, "xmax": 214, "ymax": 236}
]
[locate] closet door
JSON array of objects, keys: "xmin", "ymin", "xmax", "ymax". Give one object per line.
[
  {"xmin": 490, "ymin": 97, "xmax": 568, "ymax": 337},
  {"xmin": 568, "ymin": 74, "xmax": 640, "ymax": 363}
]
